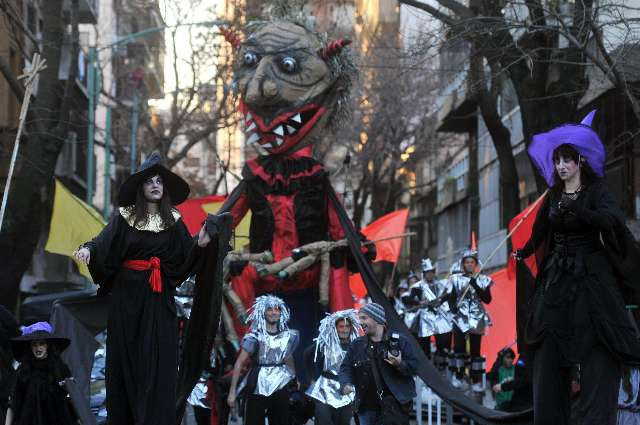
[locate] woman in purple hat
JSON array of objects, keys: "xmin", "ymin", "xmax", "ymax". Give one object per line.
[
  {"xmin": 515, "ymin": 111, "xmax": 640, "ymax": 425},
  {"xmin": 5, "ymin": 322, "xmax": 77, "ymax": 425}
]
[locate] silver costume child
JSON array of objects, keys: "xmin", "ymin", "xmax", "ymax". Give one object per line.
[
  {"xmin": 414, "ymin": 258, "xmax": 453, "ymax": 368},
  {"xmin": 448, "ymin": 249, "xmax": 493, "ymax": 391},
  {"xmin": 306, "ymin": 310, "xmax": 362, "ymax": 425},
  {"xmin": 400, "ymin": 271, "xmax": 421, "ymax": 330},
  {"xmin": 415, "ymin": 258, "xmax": 453, "ymax": 338}
]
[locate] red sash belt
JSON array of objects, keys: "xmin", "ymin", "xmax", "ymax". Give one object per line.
[{"xmin": 123, "ymin": 257, "xmax": 162, "ymax": 293}]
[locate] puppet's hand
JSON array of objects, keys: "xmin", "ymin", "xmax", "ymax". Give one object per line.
[{"xmin": 73, "ymin": 247, "xmax": 90, "ymax": 265}]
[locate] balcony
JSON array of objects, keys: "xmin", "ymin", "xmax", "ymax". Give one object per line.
[{"xmin": 63, "ymin": 0, "xmax": 99, "ymax": 24}]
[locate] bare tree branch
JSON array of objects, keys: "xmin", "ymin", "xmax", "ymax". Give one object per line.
[{"xmin": 398, "ymin": 0, "xmax": 456, "ymax": 25}]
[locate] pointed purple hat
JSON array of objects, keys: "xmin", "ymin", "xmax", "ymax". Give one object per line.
[{"xmin": 528, "ymin": 110, "xmax": 605, "ymax": 187}]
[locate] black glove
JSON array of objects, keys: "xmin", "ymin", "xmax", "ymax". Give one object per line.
[
  {"xmin": 426, "ymin": 299, "xmax": 440, "ymax": 309},
  {"xmin": 363, "ymin": 242, "xmax": 376, "ymax": 263},
  {"xmin": 469, "ymin": 277, "xmax": 479, "ymax": 291}
]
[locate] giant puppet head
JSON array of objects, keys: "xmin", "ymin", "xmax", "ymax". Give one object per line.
[{"xmin": 222, "ymin": 11, "xmax": 356, "ymax": 156}]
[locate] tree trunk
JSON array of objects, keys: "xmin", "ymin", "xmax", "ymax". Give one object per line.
[
  {"xmin": 0, "ymin": 0, "xmax": 79, "ymax": 312},
  {"xmin": 510, "ymin": 1, "xmax": 594, "ymax": 193},
  {"xmin": 470, "ymin": 50, "xmax": 521, "ymax": 225}
]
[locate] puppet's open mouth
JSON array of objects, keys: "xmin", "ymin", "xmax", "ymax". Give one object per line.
[{"xmin": 240, "ymin": 100, "xmax": 327, "ymax": 155}]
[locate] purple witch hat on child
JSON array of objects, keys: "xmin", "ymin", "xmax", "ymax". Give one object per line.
[
  {"xmin": 528, "ymin": 110, "xmax": 606, "ymax": 187},
  {"xmin": 10, "ymin": 321, "xmax": 70, "ymax": 359}
]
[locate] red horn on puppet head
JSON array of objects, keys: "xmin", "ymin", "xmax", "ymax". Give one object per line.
[
  {"xmin": 220, "ymin": 26, "xmax": 242, "ymax": 49},
  {"xmin": 319, "ymin": 39, "xmax": 352, "ymax": 60}
]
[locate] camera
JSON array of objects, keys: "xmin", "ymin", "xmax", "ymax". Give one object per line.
[{"xmin": 388, "ymin": 332, "xmax": 400, "ymax": 358}]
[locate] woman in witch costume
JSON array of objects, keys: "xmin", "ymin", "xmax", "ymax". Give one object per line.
[
  {"xmin": 5, "ymin": 322, "xmax": 77, "ymax": 425},
  {"xmin": 73, "ymin": 153, "xmax": 213, "ymax": 425},
  {"xmin": 514, "ymin": 111, "xmax": 640, "ymax": 425}
]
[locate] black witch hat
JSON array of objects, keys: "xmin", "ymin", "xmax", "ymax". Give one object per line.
[
  {"xmin": 11, "ymin": 322, "xmax": 70, "ymax": 359},
  {"xmin": 118, "ymin": 152, "xmax": 190, "ymax": 207}
]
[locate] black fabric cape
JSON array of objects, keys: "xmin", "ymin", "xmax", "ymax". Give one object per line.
[{"xmin": 176, "ymin": 213, "xmax": 232, "ymax": 420}]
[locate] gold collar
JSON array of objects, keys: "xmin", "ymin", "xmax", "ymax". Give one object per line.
[{"xmin": 119, "ymin": 206, "xmax": 181, "ymax": 233}]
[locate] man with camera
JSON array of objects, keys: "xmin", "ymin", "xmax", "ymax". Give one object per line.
[{"xmin": 338, "ymin": 303, "xmax": 417, "ymax": 425}]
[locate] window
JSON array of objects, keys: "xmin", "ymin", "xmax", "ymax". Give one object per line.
[{"xmin": 436, "ymin": 155, "xmax": 469, "ymax": 203}]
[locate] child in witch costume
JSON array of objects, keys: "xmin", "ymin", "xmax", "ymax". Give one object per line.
[
  {"xmin": 73, "ymin": 153, "xmax": 215, "ymax": 425},
  {"xmin": 514, "ymin": 110, "xmax": 640, "ymax": 425},
  {"xmin": 5, "ymin": 322, "xmax": 77, "ymax": 425}
]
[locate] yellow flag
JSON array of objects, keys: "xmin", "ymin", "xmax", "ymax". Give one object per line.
[
  {"xmin": 45, "ymin": 179, "xmax": 106, "ymax": 279},
  {"xmin": 201, "ymin": 201, "xmax": 251, "ymax": 249}
]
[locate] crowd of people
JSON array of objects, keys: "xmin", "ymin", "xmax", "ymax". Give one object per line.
[
  {"xmin": 393, "ymin": 251, "xmax": 497, "ymax": 396},
  {"xmin": 1, "ymin": 113, "xmax": 640, "ymax": 425}
]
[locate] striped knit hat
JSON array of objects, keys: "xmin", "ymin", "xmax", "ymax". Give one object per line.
[{"xmin": 360, "ymin": 302, "xmax": 386, "ymax": 325}]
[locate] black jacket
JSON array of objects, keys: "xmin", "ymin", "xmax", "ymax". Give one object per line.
[{"xmin": 338, "ymin": 334, "xmax": 417, "ymax": 405}]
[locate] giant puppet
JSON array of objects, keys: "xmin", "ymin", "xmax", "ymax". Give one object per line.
[
  {"xmin": 180, "ymin": 8, "xmax": 534, "ymax": 424},
  {"xmin": 213, "ymin": 8, "xmax": 368, "ymax": 382}
]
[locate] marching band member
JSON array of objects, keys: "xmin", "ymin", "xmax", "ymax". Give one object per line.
[
  {"xmin": 414, "ymin": 258, "xmax": 453, "ymax": 367},
  {"xmin": 448, "ymin": 249, "xmax": 493, "ymax": 392}
]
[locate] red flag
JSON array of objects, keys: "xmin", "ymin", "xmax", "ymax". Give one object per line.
[
  {"xmin": 361, "ymin": 209, "xmax": 409, "ymax": 263},
  {"xmin": 482, "ymin": 268, "xmax": 519, "ymax": 360},
  {"xmin": 506, "ymin": 200, "xmax": 543, "ymax": 279},
  {"xmin": 176, "ymin": 195, "xmax": 226, "ymax": 235}
]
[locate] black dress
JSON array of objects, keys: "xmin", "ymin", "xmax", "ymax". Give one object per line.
[
  {"xmin": 10, "ymin": 357, "xmax": 77, "ymax": 425},
  {"xmin": 85, "ymin": 208, "xmax": 201, "ymax": 425},
  {"xmin": 520, "ymin": 182, "xmax": 640, "ymax": 425}
]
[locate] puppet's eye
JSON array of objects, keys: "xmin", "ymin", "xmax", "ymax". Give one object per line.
[
  {"xmin": 279, "ymin": 56, "xmax": 298, "ymax": 74},
  {"xmin": 243, "ymin": 51, "xmax": 259, "ymax": 67}
]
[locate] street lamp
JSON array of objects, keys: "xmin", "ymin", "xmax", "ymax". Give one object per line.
[{"xmin": 85, "ymin": 20, "xmax": 227, "ymax": 215}]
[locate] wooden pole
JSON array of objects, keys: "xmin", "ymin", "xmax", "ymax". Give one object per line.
[{"xmin": 0, "ymin": 53, "xmax": 47, "ymax": 232}]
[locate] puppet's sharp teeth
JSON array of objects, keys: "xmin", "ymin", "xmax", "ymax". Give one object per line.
[
  {"xmin": 263, "ymin": 143, "xmax": 273, "ymax": 149},
  {"xmin": 246, "ymin": 133, "xmax": 260, "ymax": 145},
  {"xmin": 286, "ymin": 125, "xmax": 296, "ymax": 134},
  {"xmin": 273, "ymin": 126, "xmax": 284, "ymax": 136},
  {"xmin": 276, "ymin": 137, "xmax": 283, "ymax": 146},
  {"xmin": 292, "ymin": 113, "xmax": 302, "ymax": 123},
  {"xmin": 246, "ymin": 122, "xmax": 256, "ymax": 132}
]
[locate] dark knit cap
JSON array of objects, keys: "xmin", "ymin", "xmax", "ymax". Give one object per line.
[{"xmin": 360, "ymin": 302, "xmax": 386, "ymax": 325}]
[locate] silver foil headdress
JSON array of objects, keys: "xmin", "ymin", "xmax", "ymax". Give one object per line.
[
  {"xmin": 457, "ymin": 248, "xmax": 482, "ymax": 272},
  {"xmin": 246, "ymin": 294, "xmax": 291, "ymax": 335},
  {"xmin": 313, "ymin": 309, "xmax": 362, "ymax": 362},
  {"xmin": 421, "ymin": 258, "xmax": 435, "ymax": 272}
]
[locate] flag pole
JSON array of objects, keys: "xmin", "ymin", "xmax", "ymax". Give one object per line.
[{"xmin": 456, "ymin": 189, "xmax": 549, "ymax": 305}]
